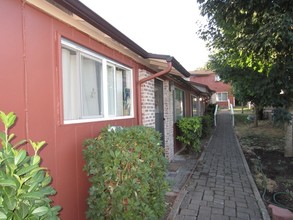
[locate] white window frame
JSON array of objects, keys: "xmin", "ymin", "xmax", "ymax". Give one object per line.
[
  {"xmin": 61, "ymin": 38, "xmax": 134, "ymax": 124},
  {"xmin": 216, "ymin": 92, "xmax": 228, "ymax": 102},
  {"xmin": 191, "ymin": 95, "xmax": 199, "ymax": 116},
  {"xmin": 215, "ymin": 74, "xmax": 221, "ymax": 81},
  {"xmin": 174, "ymin": 87, "xmax": 185, "ymax": 122}
]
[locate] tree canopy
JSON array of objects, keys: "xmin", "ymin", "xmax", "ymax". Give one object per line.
[
  {"xmin": 198, "ymin": 0, "xmax": 293, "ymax": 73},
  {"xmin": 198, "ymin": 0, "xmax": 293, "ymax": 108}
]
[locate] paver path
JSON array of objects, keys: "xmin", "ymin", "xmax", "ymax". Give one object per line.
[{"xmin": 173, "ymin": 111, "xmax": 269, "ymax": 220}]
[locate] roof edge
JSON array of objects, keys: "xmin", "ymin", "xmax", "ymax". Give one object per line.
[{"xmin": 52, "ymin": 0, "xmax": 190, "ymax": 77}]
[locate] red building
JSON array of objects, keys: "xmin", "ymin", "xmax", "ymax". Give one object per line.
[
  {"xmin": 0, "ymin": 1, "xmax": 213, "ymax": 219},
  {"xmin": 190, "ymin": 70, "xmax": 235, "ymax": 108}
]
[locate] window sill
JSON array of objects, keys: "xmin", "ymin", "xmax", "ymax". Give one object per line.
[{"xmin": 63, "ymin": 116, "xmax": 134, "ymax": 125}]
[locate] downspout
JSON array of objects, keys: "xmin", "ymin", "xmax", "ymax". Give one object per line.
[{"xmin": 137, "ymin": 61, "xmax": 172, "ymax": 125}]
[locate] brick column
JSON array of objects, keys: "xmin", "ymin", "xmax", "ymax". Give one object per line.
[
  {"xmin": 163, "ymin": 80, "xmax": 175, "ymax": 161},
  {"xmin": 138, "ymin": 69, "xmax": 155, "ymax": 128}
]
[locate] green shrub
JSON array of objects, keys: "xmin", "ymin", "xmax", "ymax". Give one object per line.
[
  {"xmin": 0, "ymin": 111, "xmax": 61, "ymax": 219},
  {"xmin": 205, "ymin": 104, "xmax": 217, "ymax": 124},
  {"xmin": 176, "ymin": 117, "xmax": 202, "ymax": 152},
  {"xmin": 201, "ymin": 115, "xmax": 213, "ymax": 138},
  {"xmin": 272, "ymin": 108, "xmax": 292, "ymax": 127},
  {"xmin": 83, "ymin": 126, "xmax": 168, "ymax": 220},
  {"xmin": 205, "ymin": 104, "xmax": 217, "ymax": 116}
]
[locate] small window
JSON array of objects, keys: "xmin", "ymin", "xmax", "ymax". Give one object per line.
[
  {"xmin": 192, "ymin": 96, "xmax": 198, "ymax": 116},
  {"xmin": 174, "ymin": 88, "xmax": 185, "ymax": 121},
  {"xmin": 107, "ymin": 65, "xmax": 132, "ymax": 117},
  {"xmin": 61, "ymin": 38, "xmax": 133, "ymax": 123},
  {"xmin": 216, "ymin": 92, "xmax": 228, "ymax": 101},
  {"xmin": 215, "ymin": 74, "xmax": 221, "ymax": 81}
]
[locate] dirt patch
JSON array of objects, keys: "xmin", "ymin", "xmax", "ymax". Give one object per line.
[{"xmin": 235, "ymin": 119, "xmax": 293, "ymax": 211}]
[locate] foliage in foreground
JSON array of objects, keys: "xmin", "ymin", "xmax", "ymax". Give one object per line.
[
  {"xmin": 83, "ymin": 126, "xmax": 168, "ymax": 220},
  {"xmin": 176, "ymin": 117, "xmax": 202, "ymax": 152},
  {"xmin": 272, "ymin": 108, "xmax": 292, "ymax": 127},
  {"xmin": 0, "ymin": 111, "xmax": 61, "ymax": 220},
  {"xmin": 201, "ymin": 115, "xmax": 213, "ymax": 138}
]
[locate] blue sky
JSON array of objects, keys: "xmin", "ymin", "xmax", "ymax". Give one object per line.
[{"xmin": 80, "ymin": 0, "xmax": 209, "ymax": 70}]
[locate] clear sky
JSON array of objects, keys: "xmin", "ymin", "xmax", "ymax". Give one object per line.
[{"xmin": 79, "ymin": 0, "xmax": 210, "ymax": 71}]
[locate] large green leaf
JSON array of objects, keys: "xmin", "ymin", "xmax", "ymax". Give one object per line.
[
  {"xmin": 0, "ymin": 211, "xmax": 7, "ymax": 220},
  {"xmin": 19, "ymin": 191, "xmax": 44, "ymax": 200},
  {"xmin": 3, "ymin": 196, "xmax": 16, "ymax": 211},
  {"xmin": 30, "ymin": 155, "xmax": 40, "ymax": 166},
  {"xmin": 0, "ymin": 179, "xmax": 17, "ymax": 189},
  {"xmin": 31, "ymin": 206, "xmax": 49, "ymax": 217},
  {"xmin": 16, "ymin": 164, "xmax": 38, "ymax": 176},
  {"xmin": 14, "ymin": 203, "xmax": 29, "ymax": 219},
  {"xmin": 14, "ymin": 150, "xmax": 26, "ymax": 166}
]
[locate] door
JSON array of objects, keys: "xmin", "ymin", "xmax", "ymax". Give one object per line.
[{"xmin": 155, "ymin": 79, "xmax": 164, "ymax": 146}]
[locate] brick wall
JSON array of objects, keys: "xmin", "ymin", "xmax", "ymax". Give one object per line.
[
  {"xmin": 139, "ymin": 70, "xmax": 175, "ymax": 161},
  {"xmin": 190, "ymin": 73, "xmax": 234, "ymax": 108},
  {"xmin": 139, "ymin": 70, "xmax": 155, "ymax": 128},
  {"xmin": 163, "ymin": 80, "xmax": 174, "ymax": 161}
]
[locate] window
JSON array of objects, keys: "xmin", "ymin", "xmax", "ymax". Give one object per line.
[
  {"xmin": 215, "ymin": 74, "xmax": 221, "ymax": 81},
  {"xmin": 61, "ymin": 38, "xmax": 133, "ymax": 123},
  {"xmin": 216, "ymin": 92, "xmax": 228, "ymax": 101},
  {"xmin": 174, "ymin": 88, "xmax": 185, "ymax": 121},
  {"xmin": 192, "ymin": 96, "xmax": 198, "ymax": 116}
]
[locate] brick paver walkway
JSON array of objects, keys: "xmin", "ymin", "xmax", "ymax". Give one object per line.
[{"xmin": 173, "ymin": 111, "xmax": 269, "ymax": 220}]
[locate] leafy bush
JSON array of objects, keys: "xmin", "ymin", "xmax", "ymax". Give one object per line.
[
  {"xmin": 205, "ymin": 104, "xmax": 217, "ymax": 125},
  {"xmin": 83, "ymin": 126, "xmax": 168, "ymax": 220},
  {"xmin": 201, "ymin": 115, "xmax": 213, "ymax": 138},
  {"xmin": 176, "ymin": 117, "xmax": 202, "ymax": 152},
  {"xmin": 205, "ymin": 104, "xmax": 217, "ymax": 117},
  {"xmin": 0, "ymin": 111, "xmax": 61, "ymax": 219},
  {"xmin": 272, "ymin": 108, "xmax": 292, "ymax": 127}
]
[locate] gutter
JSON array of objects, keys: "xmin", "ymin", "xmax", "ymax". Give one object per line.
[
  {"xmin": 51, "ymin": 0, "xmax": 190, "ymax": 77},
  {"xmin": 51, "ymin": 0, "xmax": 191, "ymax": 124}
]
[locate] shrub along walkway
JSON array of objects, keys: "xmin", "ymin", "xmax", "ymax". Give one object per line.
[{"xmin": 168, "ymin": 110, "xmax": 270, "ymax": 220}]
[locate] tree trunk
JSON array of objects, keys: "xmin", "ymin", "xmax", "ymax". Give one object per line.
[
  {"xmin": 285, "ymin": 112, "xmax": 293, "ymax": 157},
  {"xmin": 241, "ymin": 102, "xmax": 244, "ymax": 114},
  {"xmin": 254, "ymin": 105, "xmax": 258, "ymax": 127}
]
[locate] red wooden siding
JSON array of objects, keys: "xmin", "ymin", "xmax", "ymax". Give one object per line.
[{"xmin": 0, "ymin": 1, "xmax": 143, "ymax": 219}]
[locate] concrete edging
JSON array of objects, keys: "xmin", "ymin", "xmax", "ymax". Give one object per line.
[{"xmin": 233, "ymin": 130, "xmax": 271, "ymax": 220}]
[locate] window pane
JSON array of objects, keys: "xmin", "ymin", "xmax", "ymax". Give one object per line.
[
  {"xmin": 216, "ymin": 92, "xmax": 228, "ymax": 101},
  {"xmin": 174, "ymin": 88, "xmax": 184, "ymax": 121},
  {"xmin": 107, "ymin": 65, "xmax": 115, "ymax": 116},
  {"xmin": 222, "ymin": 93, "xmax": 228, "ymax": 101},
  {"xmin": 62, "ymin": 47, "xmax": 79, "ymax": 120},
  {"xmin": 192, "ymin": 97, "xmax": 198, "ymax": 116},
  {"xmin": 81, "ymin": 56, "xmax": 102, "ymax": 117},
  {"xmin": 116, "ymin": 69, "xmax": 131, "ymax": 116}
]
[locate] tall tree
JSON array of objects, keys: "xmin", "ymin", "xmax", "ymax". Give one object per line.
[{"xmin": 197, "ymin": 0, "xmax": 293, "ymax": 74}]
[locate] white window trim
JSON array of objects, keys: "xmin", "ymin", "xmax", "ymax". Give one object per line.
[
  {"xmin": 61, "ymin": 38, "xmax": 134, "ymax": 124},
  {"xmin": 174, "ymin": 87, "xmax": 185, "ymax": 121},
  {"xmin": 215, "ymin": 74, "xmax": 221, "ymax": 81},
  {"xmin": 216, "ymin": 92, "xmax": 228, "ymax": 102}
]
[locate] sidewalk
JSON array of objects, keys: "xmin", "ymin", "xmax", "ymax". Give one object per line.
[{"xmin": 167, "ymin": 111, "xmax": 270, "ymax": 220}]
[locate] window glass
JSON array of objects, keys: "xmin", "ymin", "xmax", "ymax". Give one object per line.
[
  {"xmin": 62, "ymin": 47, "xmax": 79, "ymax": 120},
  {"xmin": 107, "ymin": 65, "xmax": 115, "ymax": 116},
  {"xmin": 192, "ymin": 97, "xmax": 198, "ymax": 116},
  {"xmin": 61, "ymin": 38, "xmax": 133, "ymax": 123},
  {"xmin": 216, "ymin": 92, "xmax": 228, "ymax": 101},
  {"xmin": 81, "ymin": 55, "xmax": 102, "ymax": 117},
  {"xmin": 174, "ymin": 88, "xmax": 185, "ymax": 121}
]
